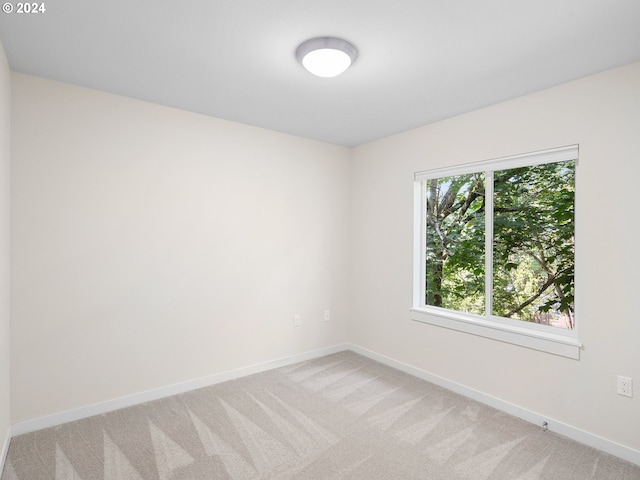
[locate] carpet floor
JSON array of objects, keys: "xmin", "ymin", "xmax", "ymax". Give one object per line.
[{"xmin": 2, "ymin": 351, "xmax": 639, "ymax": 479}]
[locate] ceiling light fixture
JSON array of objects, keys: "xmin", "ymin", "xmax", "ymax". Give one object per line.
[{"xmin": 296, "ymin": 37, "xmax": 358, "ymax": 78}]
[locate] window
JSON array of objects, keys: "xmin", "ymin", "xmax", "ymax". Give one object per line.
[{"xmin": 412, "ymin": 145, "xmax": 580, "ymax": 358}]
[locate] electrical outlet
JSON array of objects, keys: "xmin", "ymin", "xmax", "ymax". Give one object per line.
[
  {"xmin": 293, "ymin": 314, "xmax": 301, "ymax": 327},
  {"xmin": 324, "ymin": 310, "xmax": 331, "ymax": 322},
  {"xmin": 617, "ymin": 375, "xmax": 633, "ymax": 397}
]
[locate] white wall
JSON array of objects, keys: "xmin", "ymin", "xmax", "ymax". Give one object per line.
[
  {"xmin": 10, "ymin": 73, "xmax": 350, "ymax": 422},
  {"xmin": 0, "ymin": 40, "xmax": 11, "ymax": 458},
  {"xmin": 350, "ymin": 62, "xmax": 640, "ymax": 452}
]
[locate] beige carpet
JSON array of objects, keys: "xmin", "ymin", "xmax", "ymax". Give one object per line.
[{"xmin": 2, "ymin": 351, "xmax": 639, "ymax": 480}]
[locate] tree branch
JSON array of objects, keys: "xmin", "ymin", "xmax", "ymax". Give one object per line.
[{"xmin": 504, "ymin": 274, "xmax": 556, "ymax": 318}]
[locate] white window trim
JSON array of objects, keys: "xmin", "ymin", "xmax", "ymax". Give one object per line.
[{"xmin": 412, "ymin": 145, "xmax": 581, "ymax": 359}]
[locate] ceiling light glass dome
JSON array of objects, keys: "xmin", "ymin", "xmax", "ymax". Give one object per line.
[{"xmin": 296, "ymin": 37, "xmax": 358, "ymax": 78}]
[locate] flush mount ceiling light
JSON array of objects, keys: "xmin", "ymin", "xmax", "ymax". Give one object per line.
[{"xmin": 296, "ymin": 37, "xmax": 358, "ymax": 78}]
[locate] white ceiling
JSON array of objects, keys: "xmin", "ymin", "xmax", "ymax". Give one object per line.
[{"xmin": 1, "ymin": 0, "xmax": 640, "ymax": 146}]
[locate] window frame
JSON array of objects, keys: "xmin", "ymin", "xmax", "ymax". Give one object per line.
[{"xmin": 411, "ymin": 145, "xmax": 581, "ymax": 359}]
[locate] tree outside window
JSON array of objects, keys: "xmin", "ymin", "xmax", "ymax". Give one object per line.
[{"xmin": 424, "ymin": 160, "xmax": 575, "ymax": 330}]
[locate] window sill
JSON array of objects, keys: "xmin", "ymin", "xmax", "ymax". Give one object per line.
[{"xmin": 411, "ymin": 307, "xmax": 581, "ymax": 359}]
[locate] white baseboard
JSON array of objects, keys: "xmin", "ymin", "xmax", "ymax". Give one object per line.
[
  {"xmin": 11, "ymin": 343, "xmax": 350, "ymax": 437},
  {"xmin": 347, "ymin": 343, "xmax": 640, "ymax": 467}
]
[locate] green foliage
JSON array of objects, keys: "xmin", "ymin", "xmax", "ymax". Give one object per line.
[
  {"xmin": 425, "ymin": 173, "xmax": 485, "ymax": 314},
  {"xmin": 425, "ymin": 160, "xmax": 575, "ymax": 329}
]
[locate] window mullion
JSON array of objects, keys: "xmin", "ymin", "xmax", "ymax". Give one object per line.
[{"xmin": 485, "ymin": 170, "xmax": 493, "ymax": 317}]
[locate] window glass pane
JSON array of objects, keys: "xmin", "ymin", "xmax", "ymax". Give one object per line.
[
  {"xmin": 425, "ymin": 173, "xmax": 485, "ymax": 314},
  {"xmin": 492, "ymin": 160, "xmax": 575, "ymax": 328}
]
